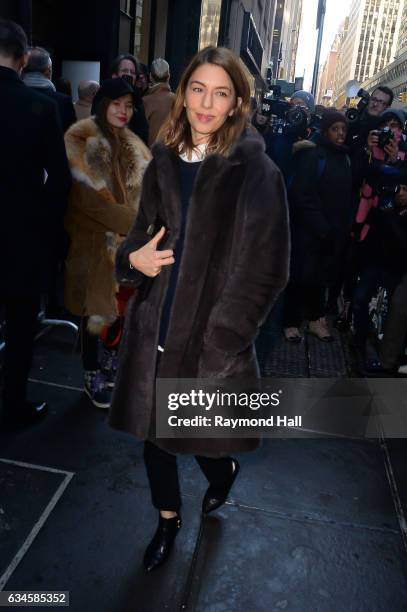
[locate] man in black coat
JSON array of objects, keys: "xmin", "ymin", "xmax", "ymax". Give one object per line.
[
  {"xmin": 110, "ymin": 54, "xmax": 149, "ymax": 145},
  {"xmin": 0, "ymin": 19, "xmax": 72, "ymax": 428},
  {"xmin": 22, "ymin": 46, "xmax": 76, "ymax": 133}
]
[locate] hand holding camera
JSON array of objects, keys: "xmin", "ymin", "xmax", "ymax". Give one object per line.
[
  {"xmin": 383, "ymin": 138, "xmax": 399, "ymax": 163},
  {"xmin": 367, "ymin": 129, "xmax": 379, "ymax": 150},
  {"xmin": 367, "ymin": 128, "xmax": 398, "ymax": 162}
]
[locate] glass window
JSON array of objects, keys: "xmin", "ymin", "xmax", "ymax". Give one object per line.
[
  {"xmin": 198, "ymin": 0, "xmax": 222, "ymax": 49},
  {"xmin": 121, "ymin": 0, "xmax": 132, "ymax": 15},
  {"xmin": 134, "ymin": 0, "xmax": 144, "ymax": 57}
]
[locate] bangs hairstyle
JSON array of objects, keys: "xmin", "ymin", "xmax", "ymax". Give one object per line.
[{"xmin": 158, "ymin": 46, "xmax": 251, "ymax": 156}]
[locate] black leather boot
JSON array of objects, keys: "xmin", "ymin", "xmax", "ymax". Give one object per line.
[
  {"xmin": 143, "ymin": 514, "xmax": 182, "ymax": 572},
  {"xmin": 202, "ymin": 458, "xmax": 240, "ymax": 515}
]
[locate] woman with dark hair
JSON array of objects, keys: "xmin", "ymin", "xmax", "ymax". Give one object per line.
[
  {"xmin": 109, "ymin": 46, "xmax": 289, "ymax": 572},
  {"xmin": 283, "ymin": 109, "xmax": 353, "ymax": 342},
  {"xmin": 64, "ymin": 78, "xmax": 151, "ymax": 408}
]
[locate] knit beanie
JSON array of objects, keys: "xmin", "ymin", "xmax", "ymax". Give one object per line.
[
  {"xmin": 321, "ymin": 109, "xmax": 348, "ymax": 133},
  {"xmin": 379, "ymin": 108, "xmax": 406, "ymax": 128},
  {"xmin": 291, "ymin": 90, "xmax": 315, "ymax": 112}
]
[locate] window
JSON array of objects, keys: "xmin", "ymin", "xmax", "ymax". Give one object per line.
[
  {"xmin": 120, "ymin": 0, "xmax": 131, "ymax": 15},
  {"xmin": 199, "ymin": 0, "xmax": 222, "ymax": 49},
  {"xmin": 134, "ymin": 0, "xmax": 144, "ymax": 57}
]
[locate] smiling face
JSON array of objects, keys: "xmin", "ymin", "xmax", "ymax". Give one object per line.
[
  {"xmin": 106, "ymin": 94, "xmax": 134, "ymax": 129},
  {"xmin": 326, "ymin": 121, "xmax": 347, "ymax": 146},
  {"xmin": 184, "ymin": 63, "xmax": 241, "ymax": 145}
]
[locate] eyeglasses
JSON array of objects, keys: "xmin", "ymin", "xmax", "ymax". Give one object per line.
[{"xmin": 370, "ymin": 96, "xmax": 389, "ymax": 106}]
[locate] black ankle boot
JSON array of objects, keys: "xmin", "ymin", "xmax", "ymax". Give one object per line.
[
  {"xmin": 143, "ymin": 514, "xmax": 182, "ymax": 572},
  {"xmin": 202, "ymin": 458, "xmax": 240, "ymax": 515}
]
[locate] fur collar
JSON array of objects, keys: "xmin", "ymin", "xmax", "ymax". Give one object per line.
[
  {"xmin": 64, "ymin": 117, "xmax": 151, "ymax": 197},
  {"xmin": 292, "ymin": 139, "xmax": 316, "ymax": 154},
  {"xmin": 151, "ymin": 127, "xmax": 266, "ymax": 167}
]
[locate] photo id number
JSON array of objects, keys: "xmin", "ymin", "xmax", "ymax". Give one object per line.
[{"xmin": 0, "ymin": 591, "xmax": 69, "ymax": 606}]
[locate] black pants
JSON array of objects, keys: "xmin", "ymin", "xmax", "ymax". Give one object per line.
[
  {"xmin": 80, "ymin": 317, "xmax": 100, "ymax": 371},
  {"xmin": 1, "ymin": 293, "xmax": 41, "ymax": 408},
  {"xmin": 283, "ymin": 282, "xmax": 326, "ymax": 328},
  {"xmin": 143, "ymin": 441, "xmax": 235, "ymax": 512},
  {"xmin": 381, "ymin": 273, "xmax": 407, "ymax": 370}
]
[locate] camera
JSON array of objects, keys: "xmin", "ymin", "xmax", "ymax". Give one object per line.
[
  {"xmin": 261, "ymin": 86, "xmax": 309, "ymax": 136},
  {"xmin": 345, "ymin": 88, "xmax": 370, "ymax": 123},
  {"xmin": 376, "ymin": 127, "xmax": 394, "ymax": 149},
  {"xmin": 120, "ymin": 74, "xmax": 135, "ymax": 87}
]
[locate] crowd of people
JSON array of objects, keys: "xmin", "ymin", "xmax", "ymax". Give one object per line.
[
  {"xmin": 1, "ymin": 18, "xmax": 290, "ymax": 574},
  {"xmin": 254, "ymin": 82, "xmax": 407, "ymax": 377},
  {"xmin": 1, "ymin": 12, "xmax": 407, "ymax": 575},
  {"xmin": 1, "ymin": 15, "xmax": 407, "ymax": 428}
]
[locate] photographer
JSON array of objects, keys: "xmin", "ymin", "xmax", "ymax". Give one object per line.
[
  {"xmin": 352, "ymin": 180, "xmax": 407, "ymax": 362},
  {"xmin": 262, "ymin": 89, "xmax": 315, "ymax": 184},
  {"xmin": 335, "ymin": 106, "xmax": 405, "ymax": 330},
  {"xmin": 347, "ymin": 86, "xmax": 394, "ymax": 199},
  {"xmin": 367, "ymin": 272, "xmax": 407, "ymax": 375},
  {"xmin": 347, "ymin": 86, "xmax": 393, "ymax": 152}
]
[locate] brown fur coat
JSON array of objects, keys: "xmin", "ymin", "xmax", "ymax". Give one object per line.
[
  {"xmin": 109, "ymin": 130, "xmax": 290, "ymax": 457},
  {"xmin": 64, "ymin": 118, "xmax": 151, "ymax": 324}
]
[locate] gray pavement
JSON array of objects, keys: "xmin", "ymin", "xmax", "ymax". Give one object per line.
[{"xmin": 0, "ymin": 320, "xmax": 406, "ymax": 612}]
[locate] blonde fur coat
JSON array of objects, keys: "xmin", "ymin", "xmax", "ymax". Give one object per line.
[{"xmin": 64, "ymin": 117, "xmax": 151, "ymax": 327}]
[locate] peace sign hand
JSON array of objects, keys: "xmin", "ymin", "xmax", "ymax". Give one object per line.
[{"xmin": 128, "ymin": 227, "xmax": 175, "ymax": 277}]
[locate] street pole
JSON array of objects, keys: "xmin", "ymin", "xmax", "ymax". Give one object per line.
[{"xmin": 311, "ymin": 0, "xmax": 326, "ymax": 98}]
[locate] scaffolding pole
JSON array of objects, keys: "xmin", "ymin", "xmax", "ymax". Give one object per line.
[{"xmin": 311, "ymin": 0, "xmax": 326, "ymax": 98}]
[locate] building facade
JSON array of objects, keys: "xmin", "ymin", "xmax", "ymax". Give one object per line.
[
  {"xmin": 396, "ymin": 0, "xmax": 407, "ymax": 56},
  {"xmin": 270, "ymin": 0, "xmax": 284, "ymax": 79},
  {"xmin": 359, "ymin": 0, "xmax": 407, "ymax": 103},
  {"xmin": 3, "ymin": 0, "xmax": 277, "ymax": 96},
  {"xmin": 317, "ymin": 36, "xmax": 340, "ymax": 106},
  {"xmin": 219, "ymin": 0, "xmax": 277, "ymax": 95},
  {"xmin": 332, "ymin": 0, "xmax": 403, "ymax": 107},
  {"xmin": 277, "ymin": 0, "xmax": 302, "ymax": 82}
]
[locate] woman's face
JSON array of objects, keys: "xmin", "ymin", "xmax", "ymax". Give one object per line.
[
  {"xmin": 106, "ymin": 94, "xmax": 134, "ymax": 129},
  {"xmin": 184, "ymin": 63, "xmax": 241, "ymax": 145},
  {"xmin": 326, "ymin": 121, "xmax": 347, "ymax": 146}
]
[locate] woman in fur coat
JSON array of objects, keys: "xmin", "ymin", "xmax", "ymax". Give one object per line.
[
  {"xmin": 64, "ymin": 78, "xmax": 151, "ymax": 408},
  {"xmin": 109, "ymin": 47, "xmax": 290, "ymax": 572}
]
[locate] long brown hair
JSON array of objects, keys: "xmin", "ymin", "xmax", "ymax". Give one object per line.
[
  {"xmin": 94, "ymin": 98, "xmax": 129, "ymax": 205},
  {"xmin": 159, "ymin": 46, "xmax": 251, "ymax": 156}
]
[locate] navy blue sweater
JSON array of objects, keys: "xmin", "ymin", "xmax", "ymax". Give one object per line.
[{"xmin": 158, "ymin": 157, "xmax": 202, "ymax": 346}]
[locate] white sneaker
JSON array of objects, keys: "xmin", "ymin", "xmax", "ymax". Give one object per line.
[{"xmin": 83, "ymin": 370, "xmax": 111, "ymax": 409}]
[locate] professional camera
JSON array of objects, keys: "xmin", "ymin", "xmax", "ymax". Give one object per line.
[
  {"xmin": 345, "ymin": 88, "xmax": 370, "ymax": 123},
  {"xmin": 261, "ymin": 86, "xmax": 309, "ymax": 136},
  {"xmin": 376, "ymin": 184, "xmax": 399, "ymax": 210},
  {"xmin": 376, "ymin": 127, "xmax": 394, "ymax": 149},
  {"xmin": 309, "ymin": 112, "xmax": 323, "ymax": 132}
]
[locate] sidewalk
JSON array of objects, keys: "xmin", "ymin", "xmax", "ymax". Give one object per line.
[{"xmin": 0, "ymin": 322, "xmax": 406, "ymax": 611}]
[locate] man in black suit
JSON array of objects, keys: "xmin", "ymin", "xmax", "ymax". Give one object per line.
[
  {"xmin": 23, "ymin": 46, "xmax": 76, "ymax": 133},
  {"xmin": 0, "ymin": 19, "xmax": 72, "ymax": 428}
]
